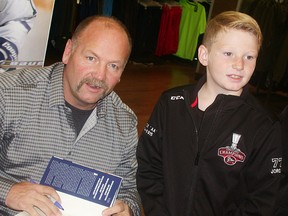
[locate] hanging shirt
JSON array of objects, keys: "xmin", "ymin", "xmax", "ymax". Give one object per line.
[
  {"xmin": 155, "ymin": 4, "xmax": 182, "ymax": 56},
  {"xmin": 174, "ymin": 0, "xmax": 206, "ymax": 61}
]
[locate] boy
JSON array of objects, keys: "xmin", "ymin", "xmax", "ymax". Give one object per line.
[{"xmin": 136, "ymin": 11, "xmax": 282, "ymax": 215}]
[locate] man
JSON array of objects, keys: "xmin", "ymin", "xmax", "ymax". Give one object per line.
[{"xmin": 0, "ymin": 15, "xmax": 141, "ymax": 216}]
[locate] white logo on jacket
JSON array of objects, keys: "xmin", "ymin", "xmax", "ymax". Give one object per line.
[
  {"xmin": 170, "ymin": 95, "xmax": 184, "ymax": 100},
  {"xmin": 271, "ymin": 158, "xmax": 282, "ymax": 174},
  {"xmin": 144, "ymin": 123, "xmax": 156, "ymax": 137}
]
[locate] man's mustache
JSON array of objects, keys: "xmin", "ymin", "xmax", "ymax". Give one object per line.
[{"xmin": 77, "ymin": 77, "xmax": 108, "ymax": 91}]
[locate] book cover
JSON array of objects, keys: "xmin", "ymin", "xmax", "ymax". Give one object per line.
[{"xmin": 16, "ymin": 156, "xmax": 123, "ymax": 216}]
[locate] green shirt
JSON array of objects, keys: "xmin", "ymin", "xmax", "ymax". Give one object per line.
[{"xmin": 175, "ymin": 1, "xmax": 206, "ymax": 61}]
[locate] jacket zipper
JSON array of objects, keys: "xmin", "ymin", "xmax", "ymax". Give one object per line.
[
  {"xmin": 194, "ymin": 151, "xmax": 200, "ymax": 165},
  {"xmin": 194, "ymin": 127, "xmax": 200, "ymax": 165}
]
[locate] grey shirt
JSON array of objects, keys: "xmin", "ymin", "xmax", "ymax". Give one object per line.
[{"xmin": 0, "ymin": 62, "xmax": 141, "ymax": 215}]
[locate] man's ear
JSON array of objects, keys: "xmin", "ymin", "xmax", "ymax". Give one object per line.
[
  {"xmin": 62, "ymin": 39, "xmax": 73, "ymax": 64},
  {"xmin": 198, "ymin": 45, "xmax": 208, "ymax": 66}
]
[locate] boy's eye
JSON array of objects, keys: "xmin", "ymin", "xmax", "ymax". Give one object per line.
[
  {"xmin": 224, "ymin": 52, "xmax": 232, "ymax": 56},
  {"xmin": 246, "ymin": 55, "xmax": 255, "ymax": 60}
]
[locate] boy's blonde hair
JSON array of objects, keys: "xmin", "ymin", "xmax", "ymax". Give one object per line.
[{"xmin": 202, "ymin": 11, "xmax": 262, "ymax": 50}]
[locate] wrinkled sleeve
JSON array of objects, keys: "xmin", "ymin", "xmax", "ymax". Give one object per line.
[
  {"xmin": 0, "ymin": 88, "xmax": 18, "ymax": 208},
  {"xmin": 116, "ymin": 116, "xmax": 142, "ymax": 216}
]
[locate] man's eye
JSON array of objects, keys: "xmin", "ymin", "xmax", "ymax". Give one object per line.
[
  {"xmin": 109, "ymin": 63, "xmax": 118, "ymax": 70},
  {"xmin": 86, "ymin": 56, "xmax": 95, "ymax": 61}
]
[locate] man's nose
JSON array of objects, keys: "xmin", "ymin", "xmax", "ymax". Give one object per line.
[{"xmin": 93, "ymin": 63, "xmax": 106, "ymax": 80}]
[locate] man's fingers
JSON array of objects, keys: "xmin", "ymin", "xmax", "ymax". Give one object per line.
[{"xmin": 5, "ymin": 182, "xmax": 62, "ymax": 216}]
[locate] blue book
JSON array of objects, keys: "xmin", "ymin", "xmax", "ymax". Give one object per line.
[{"xmin": 39, "ymin": 156, "xmax": 123, "ymax": 215}]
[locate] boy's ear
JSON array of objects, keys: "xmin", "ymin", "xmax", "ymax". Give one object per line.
[{"xmin": 198, "ymin": 45, "xmax": 208, "ymax": 66}]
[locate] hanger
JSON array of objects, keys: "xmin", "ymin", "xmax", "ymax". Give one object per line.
[{"xmin": 186, "ymin": 0, "xmax": 198, "ymax": 12}]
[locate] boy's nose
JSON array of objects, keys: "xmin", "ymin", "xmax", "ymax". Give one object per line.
[{"xmin": 232, "ymin": 58, "xmax": 244, "ymax": 70}]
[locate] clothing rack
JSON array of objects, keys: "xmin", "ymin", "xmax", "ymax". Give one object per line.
[
  {"xmin": 138, "ymin": 0, "xmax": 162, "ymax": 9},
  {"xmin": 164, "ymin": 1, "xmax": 182, "ymax": 8}
]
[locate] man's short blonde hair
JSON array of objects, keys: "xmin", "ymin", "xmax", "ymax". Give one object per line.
[{"xmin": 71, "ymin": 15, "xmax": 132, "ymax": 54}]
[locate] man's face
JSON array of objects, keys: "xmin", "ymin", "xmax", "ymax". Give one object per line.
[{"xmin": 62, "ymin": 22, "xmax": 130, "ymax": 110}]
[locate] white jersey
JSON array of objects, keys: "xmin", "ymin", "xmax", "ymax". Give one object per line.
[
  {"xmin": 0, "ymin": 0, "xmax": 37, "ymax": 26},
  {"xmin": 0, "ymin": 0, "xmax": 37, "ymax": 67},
  {"xmin": 0, "ymin": 0, "xmax": 37, "ymax": 40}
]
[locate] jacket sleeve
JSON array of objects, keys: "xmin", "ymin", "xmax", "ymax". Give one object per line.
[
  {"xmin": 225, "ymin": 120, "xmax": 282, "ymax": 216},
  {"xmin": 136, "ymin": 98, "xmax": 168, "ymax": 216},
  {"xmin": 273, "ymin": 105, "xmax": 288, "ymax": 216}
]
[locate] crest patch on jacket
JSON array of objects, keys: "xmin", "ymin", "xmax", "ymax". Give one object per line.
[{"xmin": 218, "ymin": 133, "xmax": 246, "ymax": 166}]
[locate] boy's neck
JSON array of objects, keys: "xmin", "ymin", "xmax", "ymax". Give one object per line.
[{"xmin": 197, "ymin": 83, "xmax": 217, "ymax": 111}]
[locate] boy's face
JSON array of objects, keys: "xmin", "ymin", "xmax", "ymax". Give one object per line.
[{"xmin": 198, "ymin": 29, "xmax": 259, "ymax": 96}]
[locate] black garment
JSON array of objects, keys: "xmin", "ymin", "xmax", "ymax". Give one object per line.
[
  {"xmin": 280, "ymin": 105, "xmax": 288, "ymax": 174},
  {"xmin": 77, "ymin": 0, "xmax": 100, "ymax": 23},
  {"xmin": 274, "ymin": 105, "xmax": 288, "ymax": 216},
  {"xmin": 132, "ymin": 3, "xmax": 162, "ymax": 57},
  {"xmin": 48, "ymin": 0, "xmax": 78, "ymax": 53},
  {"xmin": 137, "ymin": 76, "xmax": 282, "ymax": 216},
  {"xmin": 112, "ymin": 0, "xmax": 139, "ymax": 43},
  {"xmin": 65, "ymin": 101, "xmax": 93, "ymax": 135}
]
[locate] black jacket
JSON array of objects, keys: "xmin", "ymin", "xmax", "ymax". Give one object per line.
[
  {"xmin": 136, "ymin": 77, "xmax": 282, "ymax": 216},
  {"xmin": 273, "ymin": 105, "xmax": 288, "ymax": 216}
]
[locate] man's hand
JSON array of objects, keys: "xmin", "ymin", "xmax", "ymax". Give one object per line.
[
  {"xmin": 102, "ymin": 200, "xmax": 133, "ymax": 216},
  {"xmin": 5, "ymin": 181, "xmax": 62, "ymax": 216}
]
